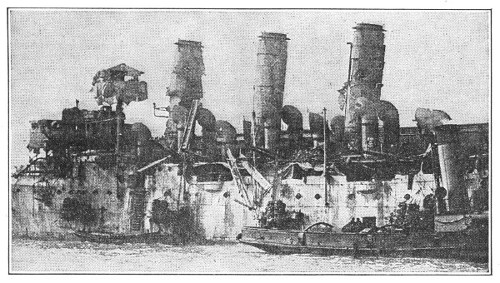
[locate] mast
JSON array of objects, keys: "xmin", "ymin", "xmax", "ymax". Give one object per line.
[
  {"xmin": 115, "ymin": 99, "xmax": 123, "ymax": 158},
  {"xmin": 251, "ymin": 110, "xmax": 257, "ymax": 166},
  {"xmin": 251, "ymin": 110, "xmax": 259, "ymax": 204},
  {"xmin": 430, "ymin": 140, "xmax": 441, "ymax": 189},
  {"xmin": 177, "ymin": 153, "xmax": 186, "ymax": 210},
  {"xmin": 344, "ymin": 42, "xmax": 353, "ymax": 124},
  {"xmin": 323, "ymin": 107, "xmax": 329, "ymax": 206},
  {"xmin": 115, "ymin": 98, "xmax": 123, "ymax": 201}
]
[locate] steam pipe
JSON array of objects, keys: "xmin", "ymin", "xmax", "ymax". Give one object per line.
[
  {"xmin": 115, "ymin": 100, "xmax": 123, "ymax": 157},
  {"xmin": 252, "ymin": 111, "xmax": 257, "ymax": 165}
]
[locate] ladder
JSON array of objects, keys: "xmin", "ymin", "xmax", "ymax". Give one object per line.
[
  {"xmin": 226, "ymin": 148, "xmax": 253, "ymax": 209},
  {"xmin": 240, "ymin": 158, "xmax": 272, "ymax": 193}
]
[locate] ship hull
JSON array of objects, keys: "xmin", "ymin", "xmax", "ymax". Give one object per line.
[{"xmin": 239, "ymin": 226, "xmax": 488, "ymax": 262}]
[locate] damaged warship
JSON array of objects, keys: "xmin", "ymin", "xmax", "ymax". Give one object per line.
[
  {"xmin": 11, "ymin": 23, "xmax": 489, "ymax": 260},
  {"xmin": 237, "ymin": 24, "xmax": 489, "ymax": 262}
]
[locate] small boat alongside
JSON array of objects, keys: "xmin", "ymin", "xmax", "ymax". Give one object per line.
[
  {"xmin": 238, "ymin": 214, "xmax": 489, "ymax": 262},
  {"xmin": 73, "ymin": 230, "xmax": 175, "ymax": 245}
]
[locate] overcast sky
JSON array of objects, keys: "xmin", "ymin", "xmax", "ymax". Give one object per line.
[{"xmin": 9, "ymin": 9, "xmax": 490, "ymax": 167}]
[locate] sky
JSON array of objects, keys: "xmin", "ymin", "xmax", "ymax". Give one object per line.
[{"xmin": 9, "ymin": 9, "xmax": 490, "ymax": 167}]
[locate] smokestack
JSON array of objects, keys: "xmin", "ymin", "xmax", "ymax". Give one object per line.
[
  {"xmin": 254, "ymin": 32, "xmax": 289, "ymax": 153},
  {"xmin": 434, "ymin": 124, "xmax": 470, "ymax": 214},
  {"xmin": 344, "ymin": 23, "xmax": 386, "ymax": 152},
  {"xmin": 168, "ymin": 40, "xmax": 205, "ymax": 110},
  {"xmin": 162, "ymin": 40, "xmax": 204, "ymax": 152}
]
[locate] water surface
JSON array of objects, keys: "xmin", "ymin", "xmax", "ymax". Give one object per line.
[{"xmin": 10, "ymin": 239, "xmax": 489, "ymax": 274}]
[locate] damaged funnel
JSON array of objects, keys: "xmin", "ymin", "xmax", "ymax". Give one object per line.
[
  {"xmin": 163, "ymin": 40, "xmax": 204, "ymax": 152},
  {"xmin": 343, "ymin": 23, "xmax": 386, "ymax": 152},
  {"xmin": 434, "ymin": 124, "xmax": 470, "ymax": 214},
  {"xmin": 253, "ymin": 32, "xmax": 289, "ymax": 153},
  {"xmin": 168, "ymin": 40, "xmax": 205, "ymax": 110}
]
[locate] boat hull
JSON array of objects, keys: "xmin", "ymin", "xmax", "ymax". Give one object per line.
[
  {"xmin": 239, "ymin": 226, "xmax": 488, "ymax": 262},
  {"xmin": 73, "ymin": 231, "xmax": 175, "ymax": 245}
]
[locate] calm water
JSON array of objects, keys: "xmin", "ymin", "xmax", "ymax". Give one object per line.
[{"xmin": 10, "ymin": 239, "xmax": 489, "ymax": 274}]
